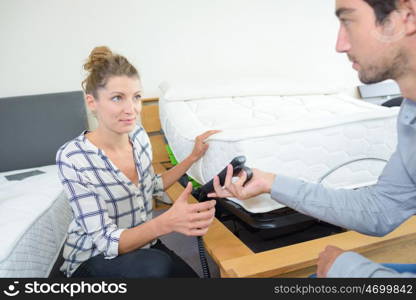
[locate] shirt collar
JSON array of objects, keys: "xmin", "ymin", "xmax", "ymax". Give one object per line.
[
  {"xmin": 79, "ymin": 128, "xmax": 137, "ymax": 153},
  {"xmin": 401, "ymin": 99, "xmax": 416, "ymax": 125}
]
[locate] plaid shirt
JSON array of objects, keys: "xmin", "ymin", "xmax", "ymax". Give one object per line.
[{"xmin": 56, "ymin": 125, "xmax": 164, "ymax": 277}]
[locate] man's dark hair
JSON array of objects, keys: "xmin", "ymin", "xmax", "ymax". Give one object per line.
[{"xmin": 363, "ymin": 0, "xmax": 398, "ymax": 24}]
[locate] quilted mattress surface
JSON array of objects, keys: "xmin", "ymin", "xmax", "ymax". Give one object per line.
[
  {"xmin": 0, "ymin": 165, "xmax": 71, "ymax": 277},
  {"xmin": 159, "ymin": 80, "xmax": 399, "ymax": 213}
]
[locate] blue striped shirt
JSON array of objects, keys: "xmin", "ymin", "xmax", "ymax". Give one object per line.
[
  {"xmin": 56, "ymin": 125, "xmax": 164, "ymax": 277},
  {"xmin": 271, "ymin": 99, "xmax": 416, "ymax": 277}
]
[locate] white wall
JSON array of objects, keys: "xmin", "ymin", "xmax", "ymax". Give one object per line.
[{"xmin": 0, "ymin": 0, "xmax": 360, "ymax": 99}]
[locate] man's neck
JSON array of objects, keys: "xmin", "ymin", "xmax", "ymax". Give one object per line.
[
  {"xmin": 396, "ymin": 74, "xmax": 416, "ymax": 101},
  {"xmin": 396, "ymin": 47, "xmax": 416, "ymax": 101}
]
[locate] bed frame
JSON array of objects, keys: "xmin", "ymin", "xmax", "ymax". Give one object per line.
[{"xmin": 142, "ymin": 98, "xmax": 416, "ymax": 278}]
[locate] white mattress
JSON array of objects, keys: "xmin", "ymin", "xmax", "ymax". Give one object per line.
[
  {"xmin": 0, "ymin": 165, "xmax": 71, "ymax": 277},
  {"xmin": 159, "ymin": 80, "xmax": 399, "ymax": 213}
]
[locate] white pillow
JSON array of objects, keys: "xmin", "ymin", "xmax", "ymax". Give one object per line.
[{"xmin": 159, "ymin": 77, "xmax": 341, "ymax": 101}]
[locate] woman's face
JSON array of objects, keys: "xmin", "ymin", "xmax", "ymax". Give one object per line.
[{"xmin": 88, "ymin": 75, "xmax": 142, "ymax": 135}]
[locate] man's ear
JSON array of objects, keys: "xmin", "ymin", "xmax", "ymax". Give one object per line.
[
  {"xmin": 399, "ymin": 0, "xmax": 416, "ymax": 35},
  {"xmin": 85, "ymin": 94, "xmax": 97, "ymax": 114}
]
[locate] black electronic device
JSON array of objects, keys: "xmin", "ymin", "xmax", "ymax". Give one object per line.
[
  {"xmin": 198, "ymin": 155, "xmax": 253, "ymax": 202},
  {"xmin": 195, "ymin": 156, "xmax": 253, "ymax": 278}
]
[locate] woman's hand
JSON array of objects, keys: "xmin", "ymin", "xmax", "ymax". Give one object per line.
[
  {"xmin": 207, "ymin": 165, "xmax": 276, "ymax": 200},
  {"xmin": 160, "ymin": 183, "xmax": 216, "ymax": 236},
  {"xmin": 160, "ymin": 130, "xmax": 220, "ymax": 191},
  {"xmin": 189, "ymin": 130, "xmax": 221, "ymax": 162}
]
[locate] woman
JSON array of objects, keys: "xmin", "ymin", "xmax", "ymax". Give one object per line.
[{"xmin": 56, "ymin": 46, "xmax": 219, "ymax": 278}]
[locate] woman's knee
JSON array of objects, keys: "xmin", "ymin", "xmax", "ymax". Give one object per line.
[
  {"xmin": 115, "ymin": 248, "xmax": 174, "ymax": 278},
  {"xmin": 136, "ymin": 248, "xmax": 174, "ymax": 278},
  {"xmin": 73, "ymin": 248, "xmax": 175, "ymax": 278}
]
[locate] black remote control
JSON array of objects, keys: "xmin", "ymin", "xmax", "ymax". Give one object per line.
[{"xmin": 198, "ymin": 156, "xmax": 253, "ymax": 198}]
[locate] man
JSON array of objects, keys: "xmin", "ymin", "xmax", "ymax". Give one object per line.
[{"xmin": 208, "ymin": 0, "xmax": 416, "ymax": 277}]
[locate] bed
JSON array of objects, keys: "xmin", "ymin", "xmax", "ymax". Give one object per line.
[
  {"xmin": 0, "ymin": 91, "xmax": 87, "ymax": 277},
  {"xmin": 0, "ymin": 165, "xmax": 71, "ymax": 277},
  {"xmin": 159, "ymin": 79, "xmax": 399, "ymax": 214}
]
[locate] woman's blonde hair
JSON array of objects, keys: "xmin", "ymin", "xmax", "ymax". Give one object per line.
[{"xmin": 82, "ymin": 46, "xmax": 139, "ymax": 97}]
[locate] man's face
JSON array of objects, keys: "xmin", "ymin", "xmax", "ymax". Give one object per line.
[{"xmin": 335, "ymin": 0, "xmax": 406, "ymax": 84}]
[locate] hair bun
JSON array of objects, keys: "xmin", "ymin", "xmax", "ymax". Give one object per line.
[
  {"xmin": 82, "ymin": 46, "xmax": 139, "ymax": 95},
  {"xmin": 83, "ymin": 46, "xmax": 113, "ymax": 72}
]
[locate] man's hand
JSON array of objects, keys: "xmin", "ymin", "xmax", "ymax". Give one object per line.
[
  {"xmin": 317, "ymin": 245, "xmax": 346, "ymax": 277},
  {"xmin": 207, "ymin": 165, "xmax": 276, "ymax": 200}
]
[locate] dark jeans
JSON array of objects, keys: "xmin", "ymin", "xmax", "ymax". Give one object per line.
[
  {"xmin": 310, "ymin": 263, "xmax": 416, "ymax": 278},
  {"xmin": 72, "ymin": 240, "xmax": 198, "ymax": 278}
]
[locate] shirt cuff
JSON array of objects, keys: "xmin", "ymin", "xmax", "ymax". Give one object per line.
[
  {"xmin": 103, "ymin": 228, "xmax": 125, "ymax": 259},
  {"xmin": 153, "ymin": 174, "xmax": 165, "ymax": 200},
  {"xmin": 325, "ymin": 250, "xmax": 408, "ymax": 278},
  {"xmin": 326, "ymin": 251, "xmax": 365, "ymax": 277}
]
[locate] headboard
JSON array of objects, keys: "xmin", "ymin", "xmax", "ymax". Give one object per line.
[{"xmin": 0, "ymin": 91, "xmax": 88, "ymax": 172}]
